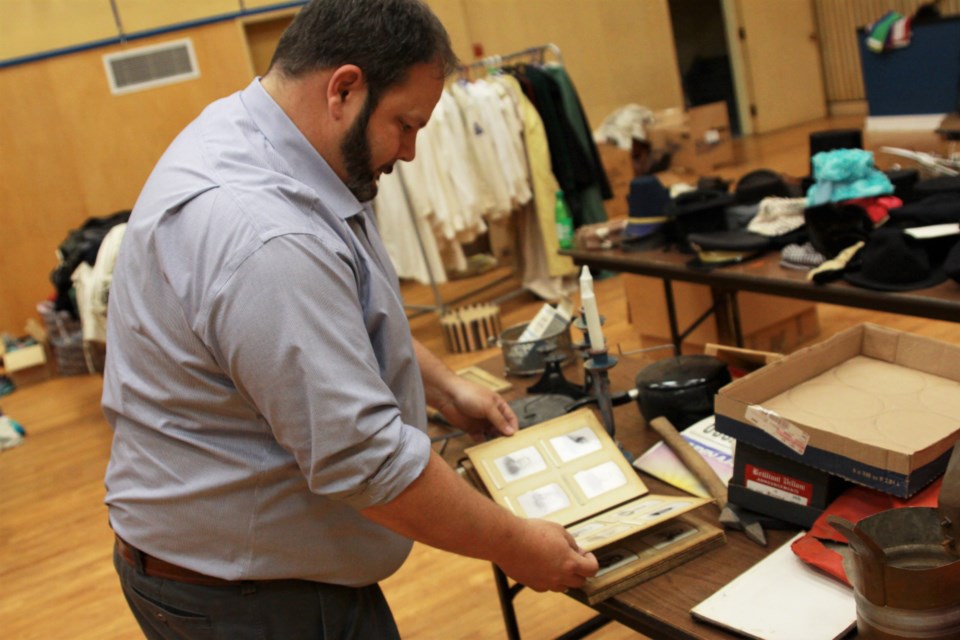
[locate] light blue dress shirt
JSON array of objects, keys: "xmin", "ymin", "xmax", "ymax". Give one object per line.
[{"xmin": 103, "ymin": 79, "xmax": 432, "ymax": 586}]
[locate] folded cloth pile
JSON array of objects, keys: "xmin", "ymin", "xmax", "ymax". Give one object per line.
[{"xmin": 806, "ymin": 149, "xmax": 894, "ymax": 207}]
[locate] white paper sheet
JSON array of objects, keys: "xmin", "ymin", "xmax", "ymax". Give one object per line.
[{"xmin": 691, "ymin": 532, "xmax": 856, "ymax": 640}]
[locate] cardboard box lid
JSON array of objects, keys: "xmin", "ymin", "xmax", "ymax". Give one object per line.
[
  {"xmin": 704, "ymin": 343, "xmax": 782, "ymax": 376},
  {"xmin": 716, "ymin": 324, "xmax": 960, "ymax": 475}
]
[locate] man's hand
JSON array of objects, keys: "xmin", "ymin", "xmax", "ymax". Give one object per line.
[
  {"xmin": 494, "ymin": 519, "xmax": 599, "ymax": 592},
  {"xmin": 434, "ymin": 376, "xmax": 518, "ymax": 441},
  {"xmin": 413, "ymin": 336, "xmax": 518, "ymax": 440}
]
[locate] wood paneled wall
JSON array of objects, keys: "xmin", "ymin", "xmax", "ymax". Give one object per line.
[
  {"xmin": 0, "ymin": 21, "xmax": 256, "ymax": 334},
  {"xmin": 814, "ymin": 0, "xmax": 960, "ymax": 105},
  {"xmin": 0, "ymin": 0, "xmax": 684, "ymax": 334},
  {"xmin": 460, "ymin": 0, "xmax": 683, "ymax": 124}
]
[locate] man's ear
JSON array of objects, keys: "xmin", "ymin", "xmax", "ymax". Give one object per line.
[{"xmin": 327, "ymin": 64, "xmax": 365, "ymax": 120}]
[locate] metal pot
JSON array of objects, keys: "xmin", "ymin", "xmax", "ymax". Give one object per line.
[
  {"xmin": 829, "ymin": 443, "xmax": 960, "ymax": 639},
  {"xmin": 633, "ymin": 355, "xmax": 731, "ymax": 430}
]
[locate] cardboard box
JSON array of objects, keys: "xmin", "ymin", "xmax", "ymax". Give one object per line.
[
  {"xmin": 1, "ymin": 342, "xmax": 52, "ymax": 388},
  {"xmin": 727, "ymin": 483, "xmax": 826, "ymax": 530},
  {"xmin": 596, "ymin": 143, "xmax": 633, "ymax": 219},
  {"xmin": 703, "ymin": 344, "xmax": 783, "ymax": 378},
  {"xmin": 624, "ymin": 274, "xmax": 820, "ymax": 353},
  {"xmin": 715, "ymin": 324, "xmax": 960, "ymax": 498},
  {"xmin": 728, "ymin": 441, "xmax": 849, "ymax": 528},
  {"xmin": 647, "ymin": 102, "xmax": 735, "ymax": 175}
]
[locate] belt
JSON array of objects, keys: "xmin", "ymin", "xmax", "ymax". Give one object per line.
[{"xmin": 115, "ymin": 535, "xmax": 240, "ymax": 587}]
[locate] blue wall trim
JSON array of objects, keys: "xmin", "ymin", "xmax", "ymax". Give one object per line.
[{"xmin": 0, "ymin": 1, "xmax": 307, "ymax": 70}]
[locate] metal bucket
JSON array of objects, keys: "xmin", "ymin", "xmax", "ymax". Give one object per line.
[
  {"xmin": 496, "ymin": 321, "xmax": 574, "ymax": 376},
  {"xmin": 830, "ymin": 443, "xmax": 960, "ymax": 639}
]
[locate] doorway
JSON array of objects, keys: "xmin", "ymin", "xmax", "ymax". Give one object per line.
[
  {"xmin": 667, "ymin": 0, "xmax": 741, "ymax": 136},
  {"xmin": 242, "ymin": 12, "xmax": 296, "ymax": 77}
]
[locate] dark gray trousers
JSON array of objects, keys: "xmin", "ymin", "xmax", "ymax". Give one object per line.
[{"xmin": 114, "ymin": 545, "xmax": 401, "ymax": 640}]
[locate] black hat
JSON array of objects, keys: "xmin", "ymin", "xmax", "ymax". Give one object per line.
[
  {"xmin": 885, "ymin": 168, "xmax": 919, "ymax": 202},
  {"xmin": 734, "ymin": 169, "xmax": 794, "ymax": 204},
  {"xmin": 697, "ymin": 176, "xmax": 731, "ymax": 193},
  {"xmin": 888, "ymin": 193, "xmax": 960, "ymax": 228},
  {"xmin": 843, "ymin": 227, "xmax": 947, "ymax": 292},
  {"xmin": 914, "ymin": 176, "xmax": 960, "ymax": 199},
  {"xmin": 804, "ymin": 202, "xmax": 874, "ymax": 258},
  {"xmin": 945, "ymin": 240, "xmax": 960, "ymax": 284},
  {"xmin": 666, "ymin": 189, "xmax": 736, "ymax": 251}
]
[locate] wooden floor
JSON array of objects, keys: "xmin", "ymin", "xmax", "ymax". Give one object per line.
[{"xmin": 2, "ymin": 114, "xmax": 959, "ymax": 640}]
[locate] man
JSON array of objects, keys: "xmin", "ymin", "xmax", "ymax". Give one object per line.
[{"xmin": 102, "ymin": 1, "xmax": 598, "ymax": 637}]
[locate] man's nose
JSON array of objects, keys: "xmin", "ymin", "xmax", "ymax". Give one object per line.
[{"xmin": 397, "ymin": 134, "xmax": 417, "ymax": 163}]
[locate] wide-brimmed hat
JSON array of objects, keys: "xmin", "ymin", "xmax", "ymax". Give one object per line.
[{"xmin": 843, "ymin": 227, "xmax": 947, "ymax": 291}]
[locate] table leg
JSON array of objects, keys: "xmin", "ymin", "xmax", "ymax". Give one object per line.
[
  {"xmin": 711, "ymin": 288, "xmax": 744, "ymax": 347},
  {"xmin": 662, "ymin": 279, "xmax": 681, "ymax": 356},
  {"xmin": 492, "ymin": 565, "xmax": 522, "ymax": 640}
]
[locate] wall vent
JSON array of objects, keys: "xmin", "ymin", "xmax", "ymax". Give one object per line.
[{"xmin": 103, "ymin": 38, "xmax": 199, "ymax": 95}]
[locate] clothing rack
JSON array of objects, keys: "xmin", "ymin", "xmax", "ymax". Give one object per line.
[
  {"xmin": 460, "ymin": 42, "xmax": 564, "ymax": 78},
  {"xmin": 404, "ymin": 43, "xmax": 565, "ymax": 319}
]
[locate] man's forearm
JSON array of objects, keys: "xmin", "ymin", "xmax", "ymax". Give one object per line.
[
  {"xmin": 361, "ymin": 450, "xmax": 521, "ymax": 565},
  {"xmin": 413, "ymin": 338, "xmax": 457, "ymax": 409}
]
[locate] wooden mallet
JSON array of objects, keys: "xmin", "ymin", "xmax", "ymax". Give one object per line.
[{"xmin": 649, "ymin": 416, "xmax": 728, "ymax": 510}]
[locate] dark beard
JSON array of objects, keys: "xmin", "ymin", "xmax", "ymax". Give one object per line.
[{"xmin": 340, "ymin": 94, "xmax": 378, "ymax": 202}]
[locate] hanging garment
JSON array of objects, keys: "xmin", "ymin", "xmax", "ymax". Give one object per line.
[
  {"xmin": 374, "ymin": 169, "xmax": 448, "ymax": 285},
  {"xmin": 508, "ymin": 65, "xmax": 608, "ymax": 227},
  {"xmin": 544, "ymin": 63, "xmax": 611, "ymax": 224},
  {"xmin": 430, "ymin": 89, "xmax": 495, "ymax": 238},
  {"xmin": 462, "ymin": 79, "xmax": 533, "ymax": 211},
  {"xmin": 499, "ymin": 74, "xmax": 576, "ymax": 286},
  {"xmin": 71, "ymin": 222, "xmax": 127, "ymax": 343},
  {"xmin": 450, "ymin": 81, "xmax": 514, "ymax": 219}
]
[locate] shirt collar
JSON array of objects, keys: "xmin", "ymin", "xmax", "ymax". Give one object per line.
[{"xmin": 240, "ymin": 78, "xmax": 364, "ymax": 221}]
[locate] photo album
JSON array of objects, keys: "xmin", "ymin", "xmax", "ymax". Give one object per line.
[{"xmin": 462, "ymin": 408, "xmax": 725, "ymax": 603}]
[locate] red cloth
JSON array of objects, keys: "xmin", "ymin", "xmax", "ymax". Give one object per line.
[
  {"xmin": 790, "ymin": 478, "xmax": 942, "ymax": 585},
  {"xmin": 845, "ymin": 195, "xmax": 903, "ymax": 225}
]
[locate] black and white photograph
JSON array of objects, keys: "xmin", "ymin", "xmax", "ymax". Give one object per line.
[
  {"xmin": 516, "ymin": 483, "xmax": 571, "ymax": 518},
  {"xmin": 574, "ymin": 461, "xmax": 628, "ymax": 499},
  {"xmin": 493, "ymin": 445, "xmax": 547, "ymax": 483},
  {"xmin": 549, "ymin": 426, "xmax": 602, "ymax": 462}
]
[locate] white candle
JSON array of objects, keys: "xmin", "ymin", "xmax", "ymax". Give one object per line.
[{"xmin": 579, "ymin": 266, "xmax": 605, "ymax": 351}]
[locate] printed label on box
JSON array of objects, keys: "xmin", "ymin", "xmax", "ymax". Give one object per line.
[
  {"xmin": 745, "ymin": 405, "xmax": 809, "ymax": 455},
  {"xmin": 744, "ymin": 464, "xmax": 813, "ymax": 506}
]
